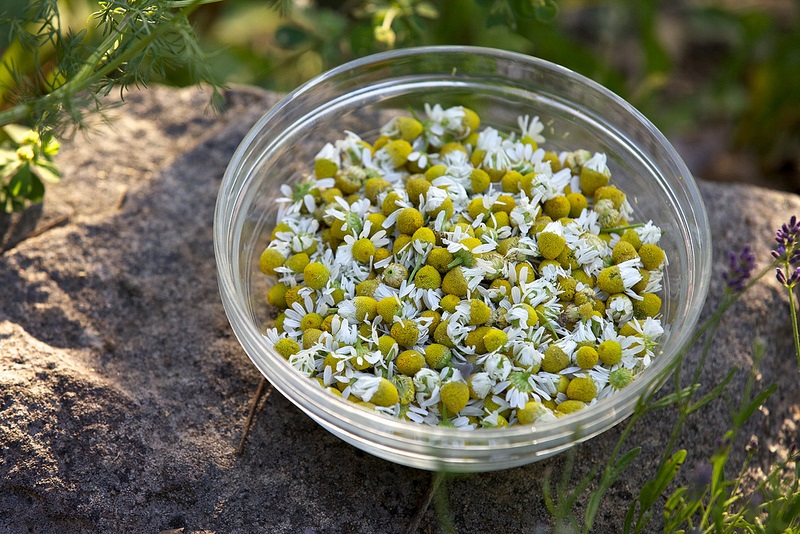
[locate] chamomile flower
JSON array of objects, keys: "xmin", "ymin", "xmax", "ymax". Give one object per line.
[
  {"xmin": 289, "ymin": 349, "xmax": 318, "ymax": 377},
  {"xmin": 414, "ymin": 367, "xmax": 443, "ymax": 408},
  {"xmin": 636, "ymin": 221, "xmax": 662, "ymax": 245},
  {"xmin": 583, "ymin": 152, "xmax": 609, "ymax": 174},
  {"xmin": 510, "ymin": 194, "xmax": 544, "ymax": 235},
  {"xmin": 518, "ymin": 115, "xmax": 546, "ymax": 145},
  {"xmin": 480, "ymin": 352, "xmax": 513, "ymax": 381},
  {"xmin": 424, "ymin": 104, "xmax": 469, "ymax": 145},
  {"xmin": 625, "ymin": 317, "xmax": 664, "ymax": 365},
  {"xmin": 336, "ymin": 131, "xmax": 371, "ymax": 167}
]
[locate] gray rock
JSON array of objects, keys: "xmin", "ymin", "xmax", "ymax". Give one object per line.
[{"xmin": 1, "ymin": 86, "xmax": 798, "ymax": 533}]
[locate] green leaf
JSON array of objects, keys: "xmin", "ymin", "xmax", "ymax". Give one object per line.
[
  {"xmin": 1, "ymin": 124, "xmax": 31, "ymax": 144},
  {"xmin": 534, "ymin": 1, "xmax": 558, "ymax": 22},
  {"xmin": 733, "ymin": 384, "xmax": 777, "ymax": 427},
  {"xmin": 275, "ymin": 25, "xmax": 310, "ymax": 49},
  {"xmin": 415, "ymin": 2, "xmax": 439, "ymax": 19},
  {"xmin": 7, "ymin": 163, "xmax": 32, "ymax": 197},
  {"xmin": 687, "ymin": 368, "xmax": 736, "ymax": 414},
  {"xmin": 27, "ymin": 173, "xmax": 44, "ymax": 203},
  {"xmin": 647, "ymin": 384, "xmax": 700, "ymax": 412},
  {"xmin": 585, "ymin": 447, "xmax": 641, "ymax": 529},
  {"xmin": 32, "ymin": 160, "xmax": 61, "ymax": 183},
  {"xmin": 0, "ymin": 148, "xmax": 19, "ymax": 165},
  {"xmin": 664, "ymin": 486, "xmax": 687, "ymax": 513},
  {"xmin": 637, "ymin": 449, "xmax": 687, "ymax": 517}
]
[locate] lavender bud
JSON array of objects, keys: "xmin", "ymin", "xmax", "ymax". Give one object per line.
[{"xmin": 723, "ymin": 246, "xmax": 756, "ymax": 292}]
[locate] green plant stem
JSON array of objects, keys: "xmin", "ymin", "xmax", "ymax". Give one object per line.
[
  {"xmin": 405, "ymin": 472, "xmax": 446, "ymax": 534},
  {"xmin": 0, "ymin": 0, "xmax": 212, "ymax": 129},
  {"xmin": 658, "ymin": 262, "xmax": 777, "ymax": 466},
  {"xmin": 787, "ymin": 284, "xmax": 800, "ymax": 369},
  {"xmin": 599, "ymin": 223, "xmax": 644, "ymax": 233}
]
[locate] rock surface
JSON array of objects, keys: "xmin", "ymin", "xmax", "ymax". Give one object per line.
[{"xmin": 1, "ymin": 86, "xmax": 798, "ymax": 533}]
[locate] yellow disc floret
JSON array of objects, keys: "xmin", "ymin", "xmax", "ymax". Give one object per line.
[
  {"xmin": 377, "ymin": 296, "xmax": 402, "ymax": 324},
  {"xmin": 267, "ymin": 283, "xmax": 289, "ymax": 308},
  {"xmin": 597, "ymin": 266, "xmax": 625, "ymax": 294},
  {"xmin": 300, "ymin": 312, "xmax": 323, "ymax": 331},
  {"xmin": 598, "ymin": 339, "xmax": 622, "ymax": 365},
  {"xmin": 383, "ymin": 139, "xmax": 413, "ymax": 167},
  {"xmin": 470, "ymin": 169, "xmax": 490, "ymax": 193},
  {"xmin": 425, "ymin": 343, "xmax": 452, "ymax": 369},
  {"xmin": 566, "ymin": 376, "xmax": 597, "ymax": 402},
  {"xmin": 639, "ymin": 244, "xmax": 665, "ymax": 270},
  {"xmin": 303, "ymin": 262, "xmax": 330, "ymax": 290},
  {"xmin": 633, "ymin": 293, "xmax": 662, "ymax": 319},
  {"xmin": 396, "ymin": 207, "xmax": 425, "ymax": 235},
  {"xmin": 391, "ymin": 319, "xmax": 420, "ymax": 348},
  {"xmin": 352, "ymin": 296, "xmax": 378, "ymax": 322},
  {"xmin": 579, "ymin": 166, "xmax": 609, "ymax": 196},
  {"xmin": 543, "ymin": 195, "xmax": 571, "ymax": 220},
  {"xmin": 414, "ymin": 265, "xmax": 442, "ymax": 290},
  {"xmin": 441, "ymin": 267, "xmax": 469, "ymax": 297},
  {"xmin": 440, "ymin": 381, "xmax": 470, "ymax": 414},
  {"xmin": 566, "ymin": 192, "xmax": 588, "ymax": 217},
  {"xmin": 370, "ymin": 378, "xmax": 400, "ymax": 407},
  {"xmin": 397, "ymin": 349, "xmax": 425, "ymax": 376},
  {"xmin": 575, "ymin": 346, "xmax": 599, "ymax": 369},
  {"xmin": 542, "ymin": 345, "xmax": 570, "ymax": 373},
  {"xmin": 352, "ymin": 238, "xmax": 376, "ymax": 263},
  {"xmin": 556, "ymin": 400, "xmax": 586, "ymax": 415},
  {"xmin": 468, "ymin": 299, "xmax": 491, "ymax": 325},
  {"xmin": 412, "ymin": 227, "xmax": 436, "ymax": 247},
  {"xmin": 314, "ymin": 158, "xmax": 338, "ymax": 179},
  {"xmin": 517, "ymin": 401, "xmax": 552, "ymax": 424},
  {"xmin": 538, "ymin": 232, "xmax": 566, "ymax": 260},
  {"xmin": 302, "ymin": 328, "xmax": 323, "ymax": 349},
  {"xmin": 259, "ymin": 248, "xmax": 285, "ymax": 275},
  {"xmin": 284, "ymin": 252, "xmax": 310, "ymax": 273},
  {"xmin": 612, "ymin": 241, "xmax": 638, "ymax": 265},
  {"xmin": 273, "ymin": 338, "xmax": 300, "ymax": 359},
  {"xmin": 396, "ymin": 116, "xmax": 424, "ymax": 142},
  {"xmin": 484, "ymin": 328, "xmax": 508, "ymax": 353}
]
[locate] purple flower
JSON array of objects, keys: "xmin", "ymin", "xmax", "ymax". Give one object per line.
[
  {"xmin": 723, "ymin": 246, "xmax": 756, "ymax": 292},
  {"xmin": 776, "ymin": 215, "xmax": 800, "ymax": 248},
  {"xmin": 773, "ymin": 216, "xmax": 800, "ymax": 261},
  {"xmin": 774, "ymin": 216, "xmax": 800, "ymax": 286},
  {"xmin": 776, "ymin": 266, "xmax": 800, "ymax": 286}
]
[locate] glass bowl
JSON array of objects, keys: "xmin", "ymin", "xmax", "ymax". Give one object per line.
[{"xmin": 214, "ymin": 46, "xmax": 711, "ymax": 472}]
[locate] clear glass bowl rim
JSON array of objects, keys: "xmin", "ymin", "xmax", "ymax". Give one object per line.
[{"xmin": 214, "ymin": 45, "xmax": 712, "ymax": 462}]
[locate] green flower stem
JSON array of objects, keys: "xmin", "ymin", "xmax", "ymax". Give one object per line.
[
  {"xmin": 407, "ymin": 253, "xmax": 426, "ymax": 282},
  {"xmin": 786, "ymin": 281, "xmax": 800, "ymax": 369},
  {"xmin": 599, "ymin": 223, "xmax": 644, "ymax": 234}
]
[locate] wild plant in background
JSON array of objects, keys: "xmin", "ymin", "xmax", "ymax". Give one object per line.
[
  {"xmin": 774, "ymin": 216, "xmax": 800, "ymax": 368},
  {"xmin": 212, "ymin": 1, "xmax": 800, "ymax": 190},
  {"xmin": 0, "ymin": 0, "xmax": 224, "ymax": 213},
  {"xmin": 0, "ymin": 125, "xmax": 60, "ymax": 213}
]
